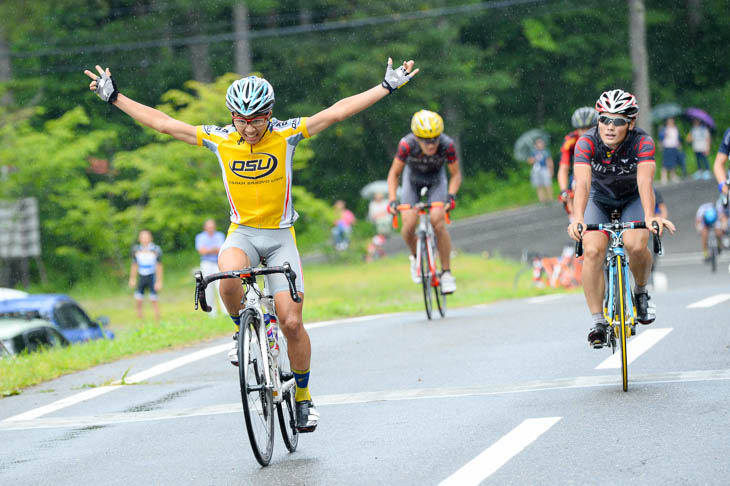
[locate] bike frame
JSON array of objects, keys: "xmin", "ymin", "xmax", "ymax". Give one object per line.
[
  {"xmin": 415, "ymin": 206, "xmax": 439, "ymax": 287},
  {"xmin": 600, "ymin": 226, "xmax": 637, "ymax": 335}
]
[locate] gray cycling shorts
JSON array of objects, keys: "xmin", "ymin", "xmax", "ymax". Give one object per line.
[
  {"xmin": 401, "ymin": 165, "xmax": 448, "ymax": 205},
  {"xmin": 220, "ymin": 225, "xmax": 304, "ymax": 295},
  {"xmin": 583, "ymin": 195, "xmax": 645, "ymax": 226}
]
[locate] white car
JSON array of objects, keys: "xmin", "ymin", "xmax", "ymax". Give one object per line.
[{"xmin": 0, "ymin": 288, "xmax": 29, "ymax": 301}]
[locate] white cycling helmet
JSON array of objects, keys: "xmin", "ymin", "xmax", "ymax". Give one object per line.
[
  {"xmin": 226, "ymin": 76, "xmax": 275, "ymax": 116},
  {"xmin": 571, "ymin": 106, "xmax": 598, "ymax": 129},
  {"xmin": 595, "ymin": 89, "xmax": 639, "ymax": 118}
]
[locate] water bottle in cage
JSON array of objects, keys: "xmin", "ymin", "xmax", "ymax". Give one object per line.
[{"xmin": 264, "ymin": 313, "xmax": 279, "ymax": 358}]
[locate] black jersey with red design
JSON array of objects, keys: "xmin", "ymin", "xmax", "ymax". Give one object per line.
[
  {"xmin": 395, "ymin": 133, "xmax": 458, "ymax": 175},
  {"xmin": 574, "ymin": 126, "xmax": 655, "ymax": 201}
]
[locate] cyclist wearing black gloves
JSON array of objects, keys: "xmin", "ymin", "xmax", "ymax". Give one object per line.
[
  {"xmin": 386, "ymin": 110, "xmax": 461, "ymax": 293},
  {"xmin": 567, "ymin": 89, "xmax": 675, "ymax": 347}
]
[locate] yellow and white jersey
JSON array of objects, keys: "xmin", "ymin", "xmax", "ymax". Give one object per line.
[{"xmin": 196, "ymin": 117, "xmax": 310, "ymax": 229}]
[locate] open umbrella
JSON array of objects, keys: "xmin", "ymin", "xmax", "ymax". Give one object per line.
[
  {"xmin": 360, "ymin": 180, "xmax": 391, "ymax": 199},
  {"xmin": 651, "ymin": 102, "xmax": 682, "ymax": 123},
  {"xmin": 685, "ymin": 107, "xmax": 715, "ymax": 130},
  {"xmin": 514, "ymin": 129, "xmax": 550, "ymax": 162}
]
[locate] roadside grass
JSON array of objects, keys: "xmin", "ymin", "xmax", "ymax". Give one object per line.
[{"xmin": 1, "ymin": 253, "xmax": 562, "ymax": 396}]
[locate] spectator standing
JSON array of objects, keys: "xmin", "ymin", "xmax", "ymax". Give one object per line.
[
  {"xmin": 527, "ymin": 137, "xmax": 554, "ymax": 202},
  {"xmin": 366, "ymin": 192, "xmax": 391, "ymax": 262},
  {"xmin": 659, "ymin": 118, "xmax": 684, "ymax": 183},
  {"xmin": 129, "ymin": 229, "xmax": 163, "ymax": 321},
  {"xmin": 687, "ymin": 119, "xmax": 712, "ymax": 180},
  {"xmin": 332, "ymin": 200, "xmax": 356, "ymax": 251},
  {"xmin": 195, "ymin": 219, "xmax": 225, "ymax": 316}
]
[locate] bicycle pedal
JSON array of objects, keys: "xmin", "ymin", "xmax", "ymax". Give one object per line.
[
  {"xmin": 280, "ymin": 371, "xmax": 294, "ymax": 381},
  {"xmin": 591, "ymin": 340, "xmax": 605, "ymax": 349}
]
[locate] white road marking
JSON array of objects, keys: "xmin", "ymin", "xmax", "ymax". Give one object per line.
[
  {"xmin": 2, "ymin": 343, "xmax": 230, "ymax": 423},
  {"xmin": 687, "ymin": 293, "xmax": 730, "ymax": 309},
  {"xmin": 595, "ymin": 328, "xmax": 672, "ymax": 370},
  {"xmin": 305, "ymin": 313, "xmax": 402, "ymax": 330},
  {"xmin": 438, "ymin": 417, "xmax": 562, "ymax": 486},
  {"xmin": 3, "ymin": 368, "xmax": 729, "ymax": 431},
  {"xmin": 526, "ymin": 294, "xmax": 564, "ymax": 304}
]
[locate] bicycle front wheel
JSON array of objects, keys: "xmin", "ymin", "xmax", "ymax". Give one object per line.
[
  {"xmin": 276, "ymin": 331, "xmax": 299, "ymax": 452},
  {"xmin": 420, "ymin": 237, "xmax": 433, "ymax": 320},
  {"xmin": 239, "ymin": 309, "xmax": 275, "ymax": 465},
  {"xmin": 615, "ymin": 256, "xmax": 629, "ymax": 392}
]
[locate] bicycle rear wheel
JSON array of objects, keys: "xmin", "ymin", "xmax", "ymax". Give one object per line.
[
  {"xmin": 239, "ymin": 309, "xmax": 274, "ymax": 465},
  {"xmin": 615, "ymin": 256, "xmax": 629, "ymax": 392},
  {"xmin": 420, "ymin": 237, "xmax": 433, "ymax": 320},
  {"xmin": 276, "ymin": 331, "xmax": 298, "ymax": 452}
]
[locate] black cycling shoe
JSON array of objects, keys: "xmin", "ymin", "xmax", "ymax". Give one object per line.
[
  {"xmin": 634, "ymin": 292, "xmax": 655, "ymax": 324},
  {"xmin": 295, "ymin": 400, "xmax": 319, "ymax": 433},
  {"xmin": 588, "ymin": 323, "xmax": 608, "ymax": 348}
]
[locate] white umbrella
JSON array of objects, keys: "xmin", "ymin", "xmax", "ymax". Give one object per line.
[{"xmin": 360, "ymin": 180, "xmax": 399, "ymax": 199}]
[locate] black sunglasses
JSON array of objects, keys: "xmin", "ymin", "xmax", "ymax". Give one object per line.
[
  {"xmin": 598, "ymin": 115, "xmax": 631, "ymax": 127},
  {"xmin": 417, "ymin": 136, "xmax": 440, "ymax": 145}
]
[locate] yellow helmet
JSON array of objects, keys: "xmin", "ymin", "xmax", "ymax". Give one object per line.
[{"xmin": 410, "ymin": 110, "xmax": 444, "ymax": 138}]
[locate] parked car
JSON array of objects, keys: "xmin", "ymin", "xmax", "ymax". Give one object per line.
[
  {"xmin": 0, "ymin": 288, "xmax": 29, "ymax": 301},
  {"xmin": 0, "ymin": 338, "xmax": 11, "ymax": 357},
  {"xmin": 0, "ymin": 294, "xmax": 113, "ymax": 343},
  {"xmin": 0, "ymin": 318, "xmax": 70, "ymax": 355}
]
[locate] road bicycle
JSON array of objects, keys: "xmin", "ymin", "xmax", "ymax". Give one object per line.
[
  {"xmin": 393, "ymin": 199, "xmax": 449, "ymax": 320},
  {"xmin": 194, "ymin": 263, "xmax": 301, "ymax": 466},
  {"xmin": 576, "ymin": 213, "xmax": 662, "ymax": 392}
]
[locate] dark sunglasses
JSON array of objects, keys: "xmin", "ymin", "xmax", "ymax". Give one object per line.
[
  {"xmin": 598, "ymin": 115, "xmax": 631, "ymax": 127},
  {"xmin": 417, "ymin": 136, "xmax": 440, "ymax": 145}
]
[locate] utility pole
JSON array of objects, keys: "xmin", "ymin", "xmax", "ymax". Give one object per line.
[
  {"xmin": 628, "ymin": 0, "xmax": 652, "ymax": 135},
  {"xmin": 234, "ymin": 3, "xmax": 252, "ymax": 76}
]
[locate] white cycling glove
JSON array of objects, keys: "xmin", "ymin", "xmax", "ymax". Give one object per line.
[
  {"xmin": 94, "ymin": 72, "xmax": 119, "ymax": 104},
  {"xmin": 381, "ymin": 61, "xmax": 412, "ymax": 94}
]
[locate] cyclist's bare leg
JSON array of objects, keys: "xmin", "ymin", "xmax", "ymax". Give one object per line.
[
  {"xmin": 218, "ymin": 247, "xmax": 251, "ymax": 316},
  {"xmin": 581, "ymin": 231, "xmax": 608, "ymax": 314},
  {"xmin": 274, "ymin": 291, "xmax": 310, "ymax": 372},
  {"xmin": 401, "ymin": 209, "xmax": 419, "ymax": 255},
  {"xmin": 624, "ymin": 229, "xmax": 651, "ymax": 286},
  {"xmin": 430, "ymin": 206, "xmax": 451, "ymax": 270},
  {"xmin": 700, "ymin": 226, "xmax": 709, "ymax": 251}
]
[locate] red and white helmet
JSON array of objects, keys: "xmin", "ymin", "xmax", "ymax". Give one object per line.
[{"xmin": 595, "ymin": 89, "xmax": 639, "ymax": 118}]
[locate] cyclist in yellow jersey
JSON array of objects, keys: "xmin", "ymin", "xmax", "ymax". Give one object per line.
[{"xmin": 85, "ymin": 58, "xmax": 418, "ymax": 433}]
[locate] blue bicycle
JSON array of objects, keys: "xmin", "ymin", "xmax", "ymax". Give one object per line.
[{"xmin": 576, "ymin": 212, "xmax": 662, "ymax": 392}]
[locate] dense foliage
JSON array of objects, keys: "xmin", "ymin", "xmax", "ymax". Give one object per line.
[{"xmin": 1, "ymin": 0, "xmax": 728, "ymax": 284}]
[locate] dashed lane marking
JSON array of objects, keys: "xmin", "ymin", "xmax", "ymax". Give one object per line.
[
  {"xmin": 2, "ymin": 368, "xmax": 728, "ymax": 431},
  {"xmin": 687, "ymin": 293, "xmax": 730, "ymax": 309},
  {"xmin": 595, "ymin": 328, "xmax": 673, "ymax": 370},
  {"xmin": 438, "ymin": 417, "xmax": 562, "ymax": 486}
]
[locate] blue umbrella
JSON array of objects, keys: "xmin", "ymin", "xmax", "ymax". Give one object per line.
[
  {"xmin": 651, "ymin": 102, "xmax": 682, "ymax": 123},
  {"xmin": 514, "ymin": 129, "xmax": 550, "ymax": 162}
]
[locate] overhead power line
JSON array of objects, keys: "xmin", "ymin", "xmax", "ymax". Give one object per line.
[{"xmin": 10, "ymin": 0, "xmax": 549, "ymax": 59}]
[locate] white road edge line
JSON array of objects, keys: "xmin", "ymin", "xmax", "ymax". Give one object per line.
[
  {"xmin": 3, "ymin": 369, "xmax": 729, "ymax": 431},
  {"xmin": 687, "ymin": 293, "xmax": 730, "ymax": 309},
  {"xmin": 2, "ymin": 343, "xmax": 230, "ymax": 423},
  {"xmin": 438, "ymin": 417, "xmax": 562, "ymax": 486},
  {"xmin": 527, "ymin": 294, "xmax": 564, "ymax": 304},
  {"xmin": 595, "ymin": 328, "xmax": 672, "ymax": 370},
  {"xmin": 1, "ymin": 294, "xmax": 561, "ymax": 424}
]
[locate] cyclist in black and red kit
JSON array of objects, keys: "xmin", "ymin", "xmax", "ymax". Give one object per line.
[
  {"xmin": 387, "ymin": 110, "xmax": 461, "ymax": 293},
  {"xmin": 557, "ymin": 107, "xmax": 598, "ymax": 221},
  {"xmin": 567, "ymin": 89, "xmax": 675, "ymax": 347}
]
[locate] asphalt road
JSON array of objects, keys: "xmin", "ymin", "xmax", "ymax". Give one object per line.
[
  {"xmin": 1, "ymin": 258, "xmax": 729, "ymax": 484},
  {"xmin": 1, "ymin": 177, "xmax": 728, "ymax": 485}
]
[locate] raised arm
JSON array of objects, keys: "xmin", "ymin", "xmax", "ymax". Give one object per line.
[
  {"xmin": 84, "ymin": 66, "xmax": 197, "ymax": 145},
  {"xmin": 306, "ymin": 58, "xmax": 418, "ymax": 137}
]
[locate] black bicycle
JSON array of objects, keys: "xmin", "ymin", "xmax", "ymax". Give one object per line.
[
  {"xmin": 576, "ymin": 213, "xmax": 662, "ymax": 392},
  {"xmin": 195, "ymin": 263, "xmax": 301, "ymax": 466}
]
